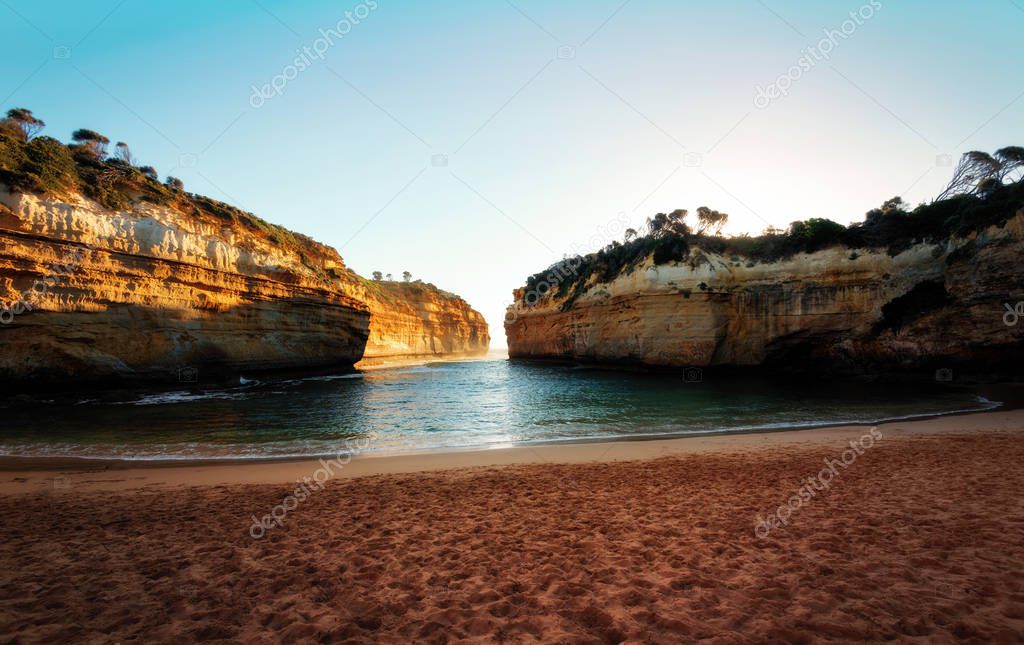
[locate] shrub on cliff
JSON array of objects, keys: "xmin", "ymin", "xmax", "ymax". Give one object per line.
[
  {"xmin": 0, "ymin": 135, "xmax": 79, "ymax": 195},
  {"xmin": 652, "ymin": 236, "xmax": 689, "ymax": 265},
  {"xmin": 788, "ymin": 218, "xmax": 847, "ymax": 253},
  {"xmin": 844, "ymin": 180, "xmax": 1024, "ymax": 254},
  {"xmin": 22, "ymin": 137, "xmax": 80, "ymax": 194},
  {"xmin": 0, "ymin": 133, "xmax": 28, "ymax": 182},
  {"xmin": 0, "ymin": 119, "xmax": 22, "ymax": 141}
]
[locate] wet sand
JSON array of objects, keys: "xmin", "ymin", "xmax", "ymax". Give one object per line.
[{"xmin": 1, "ymin": 411, "xmax": 1023, "ymax": 642}]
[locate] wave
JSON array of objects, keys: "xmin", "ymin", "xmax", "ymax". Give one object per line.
[{"xmin": 117, "ymin": 390, "xmax": 258, "ymax": 406}]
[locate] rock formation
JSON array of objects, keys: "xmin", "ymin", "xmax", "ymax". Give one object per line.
[
  {"xmin": 354, "ymin": 281, "xmax": 490, "ymax": 360},
  {"xmin": 505, "ymin": 213, "xmax": 1024, "ymax": 375},
  {"xmin": 0, "ymin": 188, "xmax": 488, "ymax": 386}
]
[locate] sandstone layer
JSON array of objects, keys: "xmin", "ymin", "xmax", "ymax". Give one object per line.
[
  {"xmin": 505, "ymin": 214, "xmax": 1024, "ymax": 374},
  {"xmin": 354, "ymin": 282, "xmax": 490, "ymax": 361},
  {"xmin": 0, "ymin": 188, "xmax": 487, "ymax": 386}
]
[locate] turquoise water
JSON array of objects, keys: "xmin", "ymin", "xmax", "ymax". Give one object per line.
[{"xmin": 0, "ymin": 354, "xmax": 999, "ymax": 460}]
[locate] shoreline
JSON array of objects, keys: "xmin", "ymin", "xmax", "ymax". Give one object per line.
[
  {"xmin": 3, "ymin": 406, "xmax": 1022, "ymax": 494},
  {"xmin": 1, "ymin": 380, "xmax": 1017, "ymax": 471},
  {"xmin": 0, "ymin": 394, "xmax": 1004, "ymax": 468},
  {"xmin": 3, "ymin": 415, "xmax": 1023, "ymax": 641}
]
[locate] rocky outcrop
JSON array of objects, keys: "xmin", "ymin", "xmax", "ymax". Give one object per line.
[
  {"xmin": 0, "ymin": 188, "xmax": 487, "ymax": 386},
  {"xmin": 356, "ymin": 282, "xmax": 489, "ymax": 360},
  {"xmin": 506, "ymin": 214, "xmax": 1024, "ymax": 375}
]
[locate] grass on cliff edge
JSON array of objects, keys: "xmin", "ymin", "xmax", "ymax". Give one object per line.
[{"xmin": 359, "ymin": 276, "xmax": 463, "ymax": 306}]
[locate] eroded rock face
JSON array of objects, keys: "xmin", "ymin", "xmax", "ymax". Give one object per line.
[
  {"xmin": 356, "ymin": 282, "xmax": 490, "ymax": 360},
  {"xmin": 505, "ymin": 215, "xmax": 1024, "ymax": 374},
  {"xmin": 0, "ymin": 189, "xmax": 487, "ymax": 386}
]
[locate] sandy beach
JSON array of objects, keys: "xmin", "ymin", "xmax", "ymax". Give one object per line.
[{"xmin": 2, "ymin": 410, "xmax": 1024, "ymax": 642}]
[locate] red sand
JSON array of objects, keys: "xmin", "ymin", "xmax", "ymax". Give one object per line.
[{"xmin": 2, "ymin": 428, "xmax": 1024, "ymax": 643}]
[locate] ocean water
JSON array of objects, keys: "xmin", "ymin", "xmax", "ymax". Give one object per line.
[{"xmin": 0, "ymin": 353, "xmax": 999, "ymax": 461}]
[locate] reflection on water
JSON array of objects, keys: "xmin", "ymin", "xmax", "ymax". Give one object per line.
[{"xmin": 0, "ymin": 355, "xmax": 999, "ymax": 460}]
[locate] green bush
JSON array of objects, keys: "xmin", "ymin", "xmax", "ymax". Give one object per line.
[
  {"xmin": 0, "ymin": 134, "xmax": 80, "ymax": 195},
  {"xmin": 0, "ymin": 134, "xmax": 29, "ymax": 184},
  {"xmin": 789, "ymin": 218, "xmax": 846, "ymax": 252},
  {"xmin": 22, "ymin": 136, "xmax": 79, "ymax": 193},
  {"xmin": 652, "ymin": 236, "xmax": 688, "ymax": 265}
]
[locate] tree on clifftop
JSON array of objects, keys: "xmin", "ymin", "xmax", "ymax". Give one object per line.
[
  {"xmin": 995, "ymin": 146, "xmax": 1024, "ymax": 183},
  {"xmin": 880, "ymin": 196, "xmax": 905, "ymax": 213},
  {"xmin": 647, "ymin": 212, "xmax": 669, "ymax": 235},
  {"xmin": 4, "ymin": 108, "xmax": 45, "ymax": 141},
  {"xmin": 402, "ymin": 271, "xmax": 412, "ymax": 282},
  {"xmin": 165, "ymin": 176, "xmax": 184, "ymax": 191},
  {"xmin": 372, "ymin": 271, "xmax": 383, "ymax": 281},
  {"xmin": 936, "ymin": 147, "xmax": 1024, "ymax": 200},
  {"xmin": 648, "ymin": 210, "xmax": 689, "ymax": 237},
  {"xmin": 113, "ymin": 142, "xmax": 136, "ymax": 166},
  {"xmin": 695, "ymin": 206, "xmax": 729, "ymax": 236},
  {"xmin": 72, "ymin": 129, "xmax": 110, "ymax": 157}
]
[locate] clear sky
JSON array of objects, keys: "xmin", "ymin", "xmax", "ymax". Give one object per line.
[{"xmin": 2, "ymin": 1, "xmax": 1022, "ymax": 346}]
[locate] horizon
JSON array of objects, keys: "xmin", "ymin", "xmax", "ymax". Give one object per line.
[{"xmin": 3, "ymin": 0, "xmax": 1022, "ymax": 345}]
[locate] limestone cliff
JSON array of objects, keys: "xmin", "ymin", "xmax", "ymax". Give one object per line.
[
  {"xmin": 505, "ymin": 214, "xmax": 1024, "ymax": 375},
  {"xmin": 0, "ymin": 188, "xmax": 487, "ymax": 386},
  {"xmin": 352, "ymin": 281, "xmax": 489, "ymax": 360}
]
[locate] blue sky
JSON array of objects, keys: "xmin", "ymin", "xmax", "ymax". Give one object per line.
[{"xmin": 2, "ymin": 0, "xmax": 1022, "ymax": 345}]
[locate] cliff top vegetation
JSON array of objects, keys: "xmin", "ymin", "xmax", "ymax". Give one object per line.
[
  {"xmin": 520, "ymin": 147, "xmax": 1024, "ymax": 309},
  {"xmin": 0, "ymin": 107, "xmax": 330, "ymax": 261}
]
